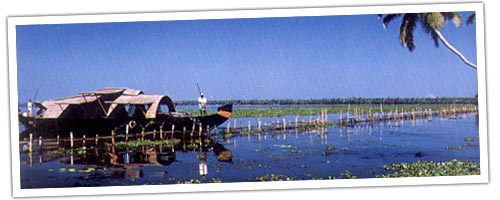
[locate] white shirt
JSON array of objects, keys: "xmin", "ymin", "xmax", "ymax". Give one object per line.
[
  {"xmin": 198, "ymin": 96, "xmax": 207, "ymax": 109},
  {"xmin": 27, "ymin": 101, "xmax": 33, "ymax": 112}
]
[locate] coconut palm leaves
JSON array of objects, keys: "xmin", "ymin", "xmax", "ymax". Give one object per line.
[
  {"xmin": 466, "ymin": 13, "xmax": 476, "ymax": 25},
  {"xmin": 379, "ymin": 12, "xmax": 477, "ymax": 69}
]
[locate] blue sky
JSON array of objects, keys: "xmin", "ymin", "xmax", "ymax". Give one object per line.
[{"xmin": 15, "ymin": 12, "xmax": 477, "ymax": 102}]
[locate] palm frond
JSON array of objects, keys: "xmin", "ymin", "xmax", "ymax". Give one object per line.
[
  {"xmin": 423, "ymin": 13, "xmax": 445, "ymax": 31},
  {"xmin": 419, "ymin": 14, "xmax": 439, "ymax": 47},
  {"xmin": 466, "ymin": 13, "xmax": 476, "ymax": 25},
  {"xmin": 399, "ymin": 14, "xmax": 418, "ymax": 51},
  {"xmin": 442, "ymin": 12, "xmax": 463, "ymax": 27},
  {"xmin": 382, "ymin": 14, "xmax": 401, "ymax": 29},
  {"xmin": 430, "ymin": 30, "xmax": 440, "ymax": 47}
]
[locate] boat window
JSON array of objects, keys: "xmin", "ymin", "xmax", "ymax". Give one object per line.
[
  {"xmin": 158, "ymin": 103, "xmax": 171, "ymax": 113},
  {"xmin": 125, "ymin": 104, "xmax": 137, "ymax": 118}
]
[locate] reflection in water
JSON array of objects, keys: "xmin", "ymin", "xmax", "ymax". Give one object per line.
[
  {"xmin": 25, "ymin": 134, "xmax": 235, "ymax": 178},
  {"xmin": 19, "ymin": 113, "xmax": 480, "ymax": 188}
]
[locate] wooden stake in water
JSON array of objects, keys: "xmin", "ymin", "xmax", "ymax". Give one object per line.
[
  {"xmin": 38, "ymin": 136, "xmax": 42, "ymax": 151},
  {"xmin": 340, "ymin": 110, "xmax": 343, "ymax": 126},
  {"xmin": 348, "ymin": 104, "xmax": 351, "ymax": 117},
  {"xmin": 199, "ymin": 123, "xmax": 203, "ymax": 134},
  {"xmin": 283, "ymin": 118, "xmax": 286, "ymax": 131},
  {"xmin": 70, "ymin": 132, "xmax": 74, "ymax": 149},
  {"xmin": 320, "ymin": 109, "xmax": 324, "ymax": 125},
  {"xmin": 295, "ymin": 115, "xmax": 299, "ymax": 128},
  {"xmin": 171, "ymin": 124, "xmax": 175, "ymax": 138},
  {"xmin": 247, "ymin": 121, "xmax": 251, "ymax": 133},
  {"xmin": 29, "ymin": 133, "xmax": 33, "ymax": 153},
  {"xmin": 125, "ymin": 126, "xmax": 129, "ymax": 141},
  {"xmin": 111, "ymin": 130, "xmax": 116, "ymax": 154},
  {"xmin": 226, "ymin": 122, "xmax": 231, "ymax": 133},
  {"xmin": 95, "ymin": 134, "xmax": 99, "ymax": 147},
  {"xmin": 379, "ymin": 102, "xmax": 383, "ymax": 120},
  {"xmin": 325, "ymin": 109, "xmax": 328, "ymax": 124},
  {"xmin": 160, "ymin": 126, "xmax": 163, "ymax": 139},
  {"xmin": 369, "ymin": 107, "xmax": 373, "ymax": 121},
  {"xmin": 82, "ymin": 135, "xmax": 86, "ymax": 150},
  {"xmin": 57, "ymin": 135, "xmax": 60, "ymax": 147}
]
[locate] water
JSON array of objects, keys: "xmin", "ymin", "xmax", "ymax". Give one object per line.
[{"xmin": 19, "ymin": 113, "xmax": 479, "ymax": 188}]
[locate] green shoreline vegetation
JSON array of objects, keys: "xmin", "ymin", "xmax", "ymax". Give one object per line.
[
  {"xmin": 175, "ymin": 96, "xmax": 477, "ymax": 106},
  {"xmin": 174, "ymin": 97, "xmax": 477, "ymax": 118},
  {"xmin": 178, "ymin": 103, "xmax": 477, "ymax": 118}
]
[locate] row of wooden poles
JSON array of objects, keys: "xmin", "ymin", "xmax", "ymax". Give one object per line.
[
  {"xmin": 24, "ymin": 105, "xmax": 478, "ymax": 153},
  {"xmin": 224, "ymin": 109, "xmax": 329, "ymax": 134},
  {"xmin": 338, "ymin": 105, "xmax": 478, "ymax": 126},
  {"xmin": 222, "ymin": 105, "xmax": 478, "ymax": 133},
  {"xmin": 24, "ymin": 123, "xmax": 219, "ymax": 154}
]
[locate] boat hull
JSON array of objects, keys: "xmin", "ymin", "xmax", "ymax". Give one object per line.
[{"xmin": 19, "ymin": 104, "xmax": 233, "ymax": 139}]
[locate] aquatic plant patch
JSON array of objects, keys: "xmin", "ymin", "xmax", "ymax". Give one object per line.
[{"xmin": 377, "ymin": 160, "xmax": 480, "ymax": 178}]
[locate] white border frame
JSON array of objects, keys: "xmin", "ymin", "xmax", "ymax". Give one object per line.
[{"xmin": 8, "ymin": 3, "xmax": 488, "ymax": 197}]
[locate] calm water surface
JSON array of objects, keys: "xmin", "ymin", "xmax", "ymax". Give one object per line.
[{"xmin": 19, "ymin": 113, "xmax": 479, "ymax": 188}]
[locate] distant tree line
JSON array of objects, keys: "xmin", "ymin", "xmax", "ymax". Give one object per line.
[{"xmin": 175, "ymin": 96, "xmax": 478, "ymax": 106}]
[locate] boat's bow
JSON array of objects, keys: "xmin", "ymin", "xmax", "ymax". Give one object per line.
[
  {"xmin": 216, "ymin": 104, "xmax": 233, "ymax": 118},
  {"xmin": 197, "ymin": 104, "xmax": 233, "ymax": 127}
]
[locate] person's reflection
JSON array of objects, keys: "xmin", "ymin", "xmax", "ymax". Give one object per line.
[
  {"xmin": 198, "ymin": 152, "xmax": 208, "ymax": 176},
  {"xmin": 198, "ymin": 137, "xmax": 208, "ymax": 176}
]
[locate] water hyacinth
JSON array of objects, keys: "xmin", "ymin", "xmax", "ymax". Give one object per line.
[
  {"xmin": 378, "ymin": 159, "xmax": 480, "ymax": 177},
  {"xmin": 256, "ymin": 174, "xmax": 297, "ymax": 181},
  {"xmin": 112, "ymin": 139, "xmax": 181, "ymax": 150}
]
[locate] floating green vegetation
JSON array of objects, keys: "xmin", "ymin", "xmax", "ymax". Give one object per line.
[
  {"xmin": 377, "ymin": 159, "xmax": 480, "ymax": 178},
  {"xmin": 175, "ymin": 178, "xmax": 224, "ymax": 184},
  {"xmin": 445, "ymin": 145, "xmax": 464, "ymax": 151},
  {"xmin": 210, "ymin": 178, "xmax": 223, "ymax": 183},
  {"xmin": 57, "ymin": 167, "xmax": 95, "ymax": 173},
  {"xmin": 196, "ymin": 153, "xmax": 207, "ymax": 160},
  {"xmin": 464, "ymin": 137, "xmax": 479, "ymax": 142},
  {"xmin": 322, "ymin": 145, "xmax": 336, "ymax": 156},
  {"xmin": 445, "ymin": 137, "xmax": 479, "ymax": 150},
  {"xmin": 341, "ymin": 170, "xmax": 358, "ymax": 179},
  {"xmin": 177, "ymin": 179, "xmax": 202, "ymax": 184},
  {"xmin": 112, "ymin": 139, "xmax": 181, "ymax": 150},
  {"xmin": 311, "ymin": 176, "xmax": 337, "ymax": 180},
  {"xmin": 217, "ymin": 150, "xmax": 233, "ymax": 162},
  {"xmin": 53, "ymin": 147, "xmax": 92, "ymax": 156},
  {"xmin": 256, "ymin": 174, "xmax": 297, "ymax": 181},
  {"xmin": 225, "ymin": 104, "xmax": 474, "ymax": 118}
]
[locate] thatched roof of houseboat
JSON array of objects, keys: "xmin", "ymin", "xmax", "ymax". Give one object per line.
[
  {"xmin": 42, "ymin": 95, "xmax": 101, "ymax": 118},
  {"xmin": 106, "ymin": 94, "xmax": 176, "ymax": 118},
  {"xmin": 39, "ymin": 88, "xmax": 174, "ymax": 119},
  {"xmin": 78, "ymin": 88, "xmax": 143, "ymax": 96}
]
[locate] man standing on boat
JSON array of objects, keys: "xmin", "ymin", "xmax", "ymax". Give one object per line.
[
  {"xmin": 198, "ymin": 93, "xmax": 207, "ymax": 116},
  {"xmin": 27, "ymin": 99, "xmax": 33, "ymax": 117}
]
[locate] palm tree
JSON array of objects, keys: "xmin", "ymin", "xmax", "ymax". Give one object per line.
[{"xmin": 378, "ymin": 12, "xmax": 477, "ymax": 69}]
